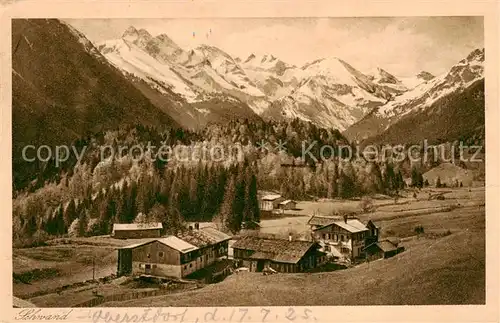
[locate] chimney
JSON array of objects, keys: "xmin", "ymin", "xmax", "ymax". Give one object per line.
[
  {"xmin": 195, "ymin": 222, "xmax": 200, "ymax": 230},
  {"xmin": 343, "ymin": 214, "xmax": 348, "ymax": 223},
  {"xmin": 288, "ymin": 233, "xmax": 292, "ymax": 242}
]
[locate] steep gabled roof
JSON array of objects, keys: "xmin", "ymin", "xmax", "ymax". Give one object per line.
[{"xmin": 366, "ymin": 219, "xmax": 380, "ymax": 229}]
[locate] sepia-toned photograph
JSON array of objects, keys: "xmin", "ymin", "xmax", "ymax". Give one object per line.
[{"xmin": 10, "ymin": 15, "xmax": 488, "ymax": 310}]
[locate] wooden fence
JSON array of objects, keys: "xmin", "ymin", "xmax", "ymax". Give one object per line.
[{"xmin": 73, "ymin": 283, "xmax": 198, "ymax": 307}]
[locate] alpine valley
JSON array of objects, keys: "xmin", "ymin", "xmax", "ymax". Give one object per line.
[{"xmin": 11, "ymin": 18, "xmax": 487, "ymax": 308}]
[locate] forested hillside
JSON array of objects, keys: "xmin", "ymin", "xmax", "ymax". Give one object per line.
[{"xmin": 13, "ymin": 118, "xmax": 409, "ymax": 247}]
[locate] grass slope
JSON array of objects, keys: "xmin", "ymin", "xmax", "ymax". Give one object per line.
[{"xmin": 103, "ymin": 207, "xmax": 484, "ymax": 306}]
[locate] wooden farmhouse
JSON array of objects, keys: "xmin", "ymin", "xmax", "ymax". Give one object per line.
[
  {"xmin": 232, "ymin": 236, "xmax": 326, "ymax": 273},
  {"xmin": 310, "ymin": 215, "xmax": 379, "ymax": 261},
  {"xmin": 363, "ymin": 237, "xmax": 405, "ymax": 261},
  {"xmin": 259, "ymin": 194, "xmax": 285, "ymax": 211},
  {"xmin": 111, "ymin": 222, "xmax": 163, "ymax": 239},
  {"xmin": 116, "ymin": 226, "xmax": 231, "ymax": 279}
]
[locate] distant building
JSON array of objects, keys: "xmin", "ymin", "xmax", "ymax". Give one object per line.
[
  {"xmin": 232, "ymin": 236, "xmax": 325, "ymax": 273},
  {"xmin": 311, "ymin": 216, "xmax": 373, "ymax": 260},
  {"xmin": 259, "ymin": 194, "xmax": 285, "ymax": 211},
  {"xmin": 363, "ymin": 237, "xmax": 405, "ymax": 261},
  {"xmin": 278, "ymin": 200, "xmax": 297, "ymax": 210},
  {"xmin": 116, "ymin": 226, "xmax": 231, "ymax": 279},
  {"xmin": 111, "ymin": 222, "xmax": 163, "ymax": 239}
]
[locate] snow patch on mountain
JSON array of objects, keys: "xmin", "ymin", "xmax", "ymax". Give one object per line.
[{"xmin": 378, "ymin": 48, "xmax": 484, "ymax": 118}]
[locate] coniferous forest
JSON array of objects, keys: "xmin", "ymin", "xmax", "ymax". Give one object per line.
[{"xmin": 13, "ymin": 118, "xmax": 411, "ymax": 247}]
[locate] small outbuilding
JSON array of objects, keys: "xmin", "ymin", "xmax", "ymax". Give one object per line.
[
  {"xmin": 363, "ymin": 238, "xmax": 405, "ymax": 261},
  {"xmin": 259, "ymin": 194, "xmax": 285, "ymax": 211}
]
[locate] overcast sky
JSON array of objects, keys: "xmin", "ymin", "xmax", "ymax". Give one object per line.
[{"xmin": 67, "ymin": 17, "xmax": 483, "ymax": 77}]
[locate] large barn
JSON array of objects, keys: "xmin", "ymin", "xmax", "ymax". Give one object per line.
[
  {"xmin": 116, "ymin": 227, "xmax": 231, "ymax": 279},
  {"xmin": 111, "ymin": 222, "xmax": 163, "ymax": 239},
  {"xmin": 232, "ymin": 236, "xmax": 325, "ymax": 273}
]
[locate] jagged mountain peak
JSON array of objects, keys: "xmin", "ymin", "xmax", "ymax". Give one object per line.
[
  {"xmin": 416, "ymin": 71, "xmax": 435, "ymax": 81},
  {"xmin": 466, "ymin": 47, "xmax": 485, "ymax": 62},
  {"xmin": 122, "ymin": 25, "xmax": 138, "ymax": 38},
  {"xmin": 244, "ymin": 53, "xmax": 256, "ymax": 63},
  {"xmin": 121, "ymin": 26, "xmax": 154, "ymax": 48},
  {"xmin": 375, "ymin": 67, "xmax": 400, "ymax": 85}
]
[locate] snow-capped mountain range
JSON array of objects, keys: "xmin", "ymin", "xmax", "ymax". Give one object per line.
[
  {"xmin": 92, "ymin": 25, "xmax": 483, "ymax": 137},
  {"xmin": 345, "ymin": 48, "xmax": 484, "ymax": 143}
]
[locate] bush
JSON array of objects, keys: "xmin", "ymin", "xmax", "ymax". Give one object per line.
[
  {"xmin": 359, "ymin": 197, "xmax": 374, "ymax": 213},
  {"xmin": 414, "ymin": 225, "xmax": 425, "ymax": 234}
]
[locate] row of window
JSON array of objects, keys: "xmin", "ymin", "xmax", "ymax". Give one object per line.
[
  {"xmin": 146, "ymin": 252, "xmax": 164, "ymax": 258},
  {"xmin": 322, "ymin": 233, "xmax": 347, "ymax": 241},
  {"xmin": 321, "ymin": 232, "xmax": 366, "ymax": 241},
  {"xmin": 324, "ymin": 245, "xmax": 350, "ymax": 254},
  {"xmin": 145, "ymin": 246, "xmax": 228, "ymax": 263}
]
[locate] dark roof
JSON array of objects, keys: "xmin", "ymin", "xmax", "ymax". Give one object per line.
[
  {"xmin": 378, "ymin": 240, "xmax": 399, "ymax": 252},
  {"xmin": 363, "ymin": 239, "xmax": 399, "ymax": 253},
  {"xmin": 307, "ymin": 215, "xmax": 338, "ymax": 226},
  {"xmin": 232, "ymin": 236, "xmax": 318, "ymax": 264},
  {"xmin": 176, "ymin": 227, "xmax": 231, "ymax": 248},
  {"xmin": 366, "ymin": 220, "xmax": 379, "ymax": 229},
  {"xmin": 384, "ymin": 237, "xmax": 400, "ymax": 246},
  {"xmin": 112, "ymin": 222, "xmax": 162, "ymax": 231}
]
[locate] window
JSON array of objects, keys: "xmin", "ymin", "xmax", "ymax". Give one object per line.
[
  {"xmin": 184, "ymin": 265, "xmax": 187, "ymax": 270},
  {"xmin": 334, "ymin": 234, "xmax": 338, "ymax": 241},
  {"xmin": 341, "ymin": 235, "xmax": 344, "ymax": 242},
  {"xmin": 322, "ymin": 234, "xmax": 326, "ymax": 239},
  {"xmin": 147, "ymin": 253, "xmax": 151, "ymax": 258},
  {"xmin": 190, "ymin": 264, "xmax": 192, "ymax": 268},
  {"xmin": 326, "ymin": 234, "xmax": 330, "ymax": 240},
  {"xmin": 158, "ymin": 252, "xmax": 164, "ymax": 258}
]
